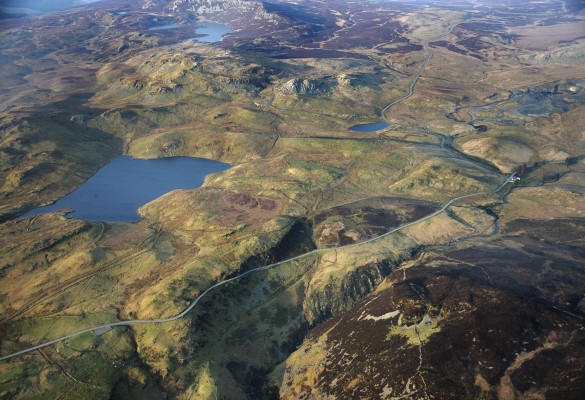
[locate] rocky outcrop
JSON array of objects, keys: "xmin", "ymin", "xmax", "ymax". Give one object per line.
[
  {"xmin": 220, "ymin": 76, "xmax": 270, "ymax": 91},
  {"xmin": 514, "ymin": 80, "xmax": 585, "ymax": 96},
  {"xmin": 70, "ymin": 115, "xmax": 88, "ymax": 124},
  {"xmin": 280, "ymin": 78, "xmax": 328, "ymax": 95},
  {"xmin": 281, "ymin": 74, "xmax": 373, "ymax": 94},
  {"xmin": 119, "ymin": 77, "xmax": 145, "ymax": 91},
  {"xmin": 336, "ymin": 73, "xmax": 357, "ymax": 88},
  {"xmin": 518, "ymin": 41, "xmax": 585, "ymax": 65}
]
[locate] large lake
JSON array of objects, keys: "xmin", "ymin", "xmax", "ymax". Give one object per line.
[
  {"xmin": 21, "ymin": 156, "xmax": 230, "ymax": 222},
  {"xmin": 193, "ymin": 23, "xmax": 233, "ymax": 43},
  {"xmin": 147, "ymin": 22, "xmax": 233, "ymax": 43}
]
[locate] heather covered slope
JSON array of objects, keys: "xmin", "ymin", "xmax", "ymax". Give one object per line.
[{"xmin": 279, "ymin": 217, "xmax": 585, "ymax": 399}]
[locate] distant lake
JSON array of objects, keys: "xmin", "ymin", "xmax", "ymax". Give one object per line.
[
  {"xmin": 148, "ymin": 23, "xmax": 182, "ymax": 31},
  {"xmin": 193, "ymin": 22, "xmax": 233, "ymax": 43},
  {"xmin": 146, "ymin": 22, "xmax": 233, "ymax": 42},
  {"xmin": 349, "ymin": 122, "xmax": 390, "ymax": 132},
  {"xmin": 21, "ymin": 156, "xmax": 231, "ymax": 222}
]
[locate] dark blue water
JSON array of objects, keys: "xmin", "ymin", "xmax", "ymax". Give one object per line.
[
  {"xmin": 193, "ymin": 23, "xmax": 233, "ymax": 43},
  {"xmin": 21, "ymin": 156, "xmax": 231, "ymax": 222},
  {"xmin": 349, "ymin": 122, "xmax": 390, "ymax": 132}
]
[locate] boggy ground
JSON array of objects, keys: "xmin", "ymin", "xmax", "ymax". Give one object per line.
[{"xmin": 1, "ymin": 0, "xmax": 585, "ymax": 399}]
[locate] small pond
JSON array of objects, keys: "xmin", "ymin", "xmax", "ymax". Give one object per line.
[
  {"xmin": 21, "ymin": 156, "xmax": 231, "ymax": 222},
  {"xmin": 349, "ymin": 122, "xmax": 390, "ymax": 132}
]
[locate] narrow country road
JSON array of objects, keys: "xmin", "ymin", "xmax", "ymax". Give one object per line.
[
  {"xmin": 0, "ymin": 21, "xmax": 515, "ymax": 363},
  {"xmin": 0, "ymin": 173, "xmax": 515, "ymax": 362},
  {"xmin": 380, "ymin": 23, "xmax": 459, "ymax": 122}
]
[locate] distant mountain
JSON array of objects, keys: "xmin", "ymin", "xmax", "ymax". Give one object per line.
[
  {"xmin": 140, "ymin": 0, "xmax": 322, "ymax": 44},
  {"xmin": 142, "ymin": 0, "xmax": 283, "ymax": 24}
]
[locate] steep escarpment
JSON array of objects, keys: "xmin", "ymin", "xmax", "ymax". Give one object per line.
[
  {"xmin": 302, "ymin": 258, "xmax": 397, "ymax": 326},
  {"xmin": 280, "ymin": 224, "xmax": 585, "ymax": 399}
]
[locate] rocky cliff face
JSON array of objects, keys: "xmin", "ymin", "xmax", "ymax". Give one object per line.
[{"xmin": 303, "ymin": 259, "xmax": 396, "ymax": 325}]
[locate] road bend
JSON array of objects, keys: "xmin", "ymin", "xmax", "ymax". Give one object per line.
[{"xmin": 381, "ymin": 24, "xmax": 458, "ymax": 122}]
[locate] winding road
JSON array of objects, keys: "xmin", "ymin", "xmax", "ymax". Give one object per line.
[
  {"xmin": 0, "ymin": 22, "xmax": 515, "ymax": 363},
  {"xmin": 0, "ymin": 173, "xmax": 516, "ymax": 362},
  {"xmin": 380, "ymin": 23, "xmax": 459, "ymax": 122}
]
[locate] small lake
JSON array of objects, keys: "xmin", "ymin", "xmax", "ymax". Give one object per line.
[
  {"xmin": 21, "ymin": 156, "xmax": 231, "ymax": 222},
  {"xmin": 349, "ymin": 122, "xmax": 390, "ymax": 132},
  {"xmin": 193, "ymin": 22, "xmax": 233, "ymax": 43}
]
